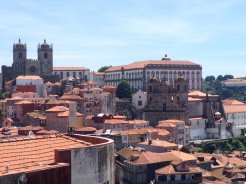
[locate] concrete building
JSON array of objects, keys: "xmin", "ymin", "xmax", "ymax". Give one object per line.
[
  {"xmin": 188, "ymin": 91, "xmax": 230, "ymax": 139},
  {"xmin": 121, "ymin": 127, "xmax": 171, "ymax": 147},
  {"xmin": 136, "ymin": 139, "xmax": 178, "ymax": 153},
  {"xmin": 223, "ymin": 79, "xmax": 246, "ymax": 87},
  {"xmin": 116, "ymin": 148, "xmax": 197, "ymax": 184},
  {"xmin": 105, "ymin": 57, "xmax": 202, "ymax": 91},
  {"xmin": 155, "ymin": 161, "xmax": 203, "ymax": 184},
  {"xmin": 45, "ymin": 105, "xmax": 83, "ymax": 133},
  {"xmin": 189, "ymin": 117, "xmax": 207, "ymax": 140},
  {"xmin": 223, "ymin": 99, "xmax": 246, "ymax": 136},
  {"xmin": 132, "ymin": 89, "xmax": 147, "ymax": 110},
  {"xmin": 0, "ymin": 134, "xmax": 115, "ymax": 184},
  {"xmin": 156, "ymin": 119, "xmax": 190, "ymax": 145},
  {"xmin": 90, "ymin": 71, "xmax": 105, "ymax": 87},
  {"xmin": 15, "ymin": 75, "xmax": 47, "ymax": 97},
  {"xmin": 53, "ymin": 66, "xmax": 90, "ymax": 80}
]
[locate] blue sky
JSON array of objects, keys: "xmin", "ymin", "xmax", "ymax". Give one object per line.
[{"xmin": 0, "ymin": 0, "xmax": 246, "ymax": 77}]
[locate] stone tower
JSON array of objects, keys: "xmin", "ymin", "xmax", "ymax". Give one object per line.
[
  {"xmin": 38, "ymin": 39, "xmax": 53, "ymax": 76},
  {"xmin": 12, "ymin": 39, "xmax": 27, "ymax": 76},
  {"xmin": 143, "ymin": 77, "xmax": 189, "ymax": 126}
]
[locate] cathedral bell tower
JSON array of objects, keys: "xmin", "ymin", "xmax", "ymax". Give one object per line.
[
  {"xmin": 12, "ymin": 39, "xmax": 27, "ymax": 76},
  {"xmin": 38, "ymin": 39, "xmax": 53, "ymax": 76}
]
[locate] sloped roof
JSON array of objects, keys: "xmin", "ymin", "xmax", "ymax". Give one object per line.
[
  {"xmin": 224, "ymin": 105, "xmax": 246, "ymax": 113},
  {"xmin": 57, "ymin": 111, "xmax": 82, "ymax": 117},
  {"xmin": 155, "ymin": 162, "xmax": 202, "ymax": 175},
  {"xmin": 53, "ymin": 66, "xmax": 89, "ymax": 71},
  {"xmin": 223, "ymin": 99, "xmax": 244, "ymax": 105},
  {"xmin": 126, "ymin": 150, "xmax": 197, "ymax": 165},
  {"xmin": 46, "ymin": 106, "xmax": 69, "ymax": 112},
  {"xmin": 0, "ymin": 135, "xmax": 90, "ymax": 175},
  {"xmin": 106, "ymin": 60, "xmax": 200, "ymax": 72},
  {"xmin": 137, "ymin": 140, "xmax": 178, "ymax": 148}
]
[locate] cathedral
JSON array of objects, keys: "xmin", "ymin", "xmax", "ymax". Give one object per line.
[
  {"xmin": 143, "ymin": 76, "xmax": 189, "ymax": 126},
  {"xmin": 2, "ymin": 39, "xmax": 53, "ymax": 83}
]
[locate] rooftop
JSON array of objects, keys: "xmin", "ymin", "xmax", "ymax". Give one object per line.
[
  {"xmin": 53, "ymin": 66, "xmax": 89, "ymax": 71},
  {"xmin": 223, "ymin": 99, "xmax": 244, "ymax": 106},
  {"xmin": 45, "ymin": 106, "xmax": 69, "ymax": 112},
  {"xmin": 137, "ymin": 140, "xmax": 178, "ymax": 148},
  {"xmin": 125, "ymin": 150, "xmax": 197, "ymax": 165},
  {"xmin": 155, "ymin": 162, "xmax": 203, "ymax": 175},
  {"xmin": 57, "ymin": 111, "xmax": 83, "ymax": 117},
  {"xmin": 223, "ymin": 105, "xmax": 246, "ymax": 113},
  {"xmin": 106, "ymin": 60, "xmax": 200, "ymax": 72},
  {"xmin": 16, "ymin": 75, "xmax": 42, "ymax": 80},
  {"xmin": 0, "ymin": 135, "xmax": 90, "ymax": 175}
]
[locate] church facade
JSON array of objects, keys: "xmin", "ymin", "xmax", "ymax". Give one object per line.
[
  {"xmin": 2, "ymin": 39, "xmax": 53, "ymax": 83},
  {"xmin": 143, "ymin": 76, "xmax": 189, "ymax": 127}
]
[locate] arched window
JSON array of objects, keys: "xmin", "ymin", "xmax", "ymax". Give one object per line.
[
  {"xmin": 19, "ymin": 52, "xmax": 22, "ymax": 59},
  {"xmin": 156, "ymin": 71, "xmax": 159, "ymax": 79},
  {"xmin": 44, "ymin": 52, "xmax": 48, "ymax": 59},
  {"xmin": 147, "ymin": 71, "xmax": 150, "ymax": 79}
]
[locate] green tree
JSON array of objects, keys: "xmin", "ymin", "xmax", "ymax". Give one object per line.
[
  {"xmin": 97, "ymin": 65, "xmax": 111, "ymax": 72},
  {"xmin": 116, "ymin": 80, "xmax": 132, "ymax": 99},
  {"xmin": 223, "ymin": 75, "xmax": 234, "ymax": 81},
  {"xmin": 216, "ymin": 75, "xmax": 224, "ymax": 82},
  {"xmin": 205, "ymin": 75, "xmax": 215, "ymax": 83},
  {"xmin": 203, "ymin": 143, "xmax": 217, "ymax": 153}
]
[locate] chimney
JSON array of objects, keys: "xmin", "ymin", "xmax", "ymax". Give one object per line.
[{"xmin": 68, "ymin": 102, "xmax": 77, "ymax": 135}]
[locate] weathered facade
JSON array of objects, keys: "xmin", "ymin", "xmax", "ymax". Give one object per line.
[
  {"xmin": 143, "ymin": 77, "xmax": 189, "ymax": 126},
  {"xmin": 1, "ymin": 39, "xmax": 53, "ymax": 86}
]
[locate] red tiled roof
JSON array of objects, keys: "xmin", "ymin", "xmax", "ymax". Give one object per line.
[
  {"xmin": 75, "ymin": 127, "xmax": 97, "ymax": 132},
  {"xmin": 224, "ymin": 105, "xmax": 246, "ymax": 113},
  {"xmin": 53, "ymin": 66, "xmax": 89, "ymax": 71},
  {"xmin": 104, "ymin": 119, "xmax": 128, "ymax": 124},
  {"xmin": 155, "ymin": 162, "xmax": 202, "ymax": 175},
  {"xmin": 57, "ymin": 111, "xmax": 83, "ymax": 117},
  {"xmin": 46, "ymin": 106, "xmax": 69, "ymax": 112},
  {"xmin": 16, "ymin": 75, "xmax": 42, "ymax": 80},
  {"xmin": 128, "ymin": 120, "xmax": 149, "ymax": 125},
  {"xmin": 59, "ymin": 94, "xmax": 83, "ymax": 100},
  {"xmin": 106, "ymin": 60, "xmax": 200, "ymax": 72},
  {"xmin": 223, "ymin": 99, "xmax": 244, "ymax": 105},
  {"xmin": 14, "ymin": 100, "xmax": 33, "ymax": 105},
  {"xmin": 126, "ymin": 150, "xmax": 197, "ymax": 165},
  {"xmin": 138, "ymin": 140, "xmax": 177, "ymax": 148},
  {"xmin": 188, "ymin": 97, "xmax": 203, "ymax": 102},
  {"xmin": 0, "ymin": 135, "xmax": 90, "ymax": 174},
  {"xmin": 121, "ymin": 127, "xmax": 170, "ymax": 136}
]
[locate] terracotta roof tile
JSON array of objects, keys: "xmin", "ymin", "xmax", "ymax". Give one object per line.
[
  {"xmin": 155, "ymin": 162, "xmax": 202, "ymax": 175},
  {"xmin": 16, "ymin": 75, "xmax": 42, "ymax": 80},
  {"xmin": 53, "ymin": 66, "xmax": 89, "ymax": 71},
  {"xmin": 57, "ymin": 111, "xmax": 83, "ymax": 117},
  {"xmin": 45, "ymin": 106, "xmax": 69, "ymax": 112},
  {"xmin": 138, "ymin": 140, "xmax": 177, "ymax": 148},
  {"xmin": 126, "ymin": 150, "xmax": 197, "ymax": 165},
  {"xmin": 223, "ymin": 99, "xmax": 244, "ymax": 105},
  {"xmin": 0, "ymin": 135, "xmax": 89, "ymax": 175},
  {"xmin": 106, "ymin": 60, "xmax": 200, "ymax": 72},
  {"xmin": 224, "ymin": 105, "xmax": 246, "ymax": 113}
]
